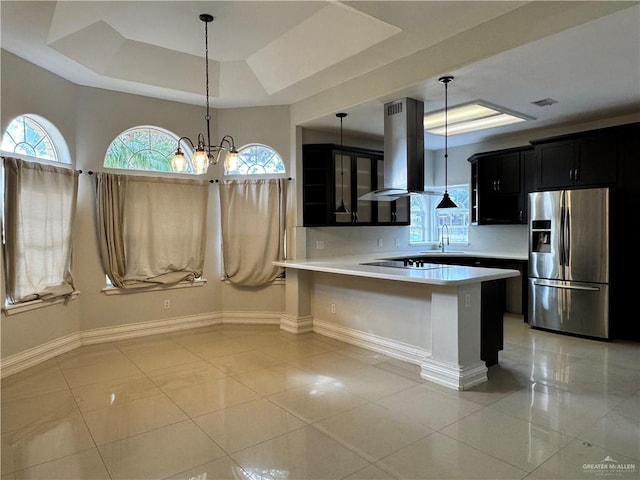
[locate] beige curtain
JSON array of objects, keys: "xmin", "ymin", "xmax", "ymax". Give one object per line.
[
  {"xmin": 219, "ymin": 178, "xmax": 286, "ymax": 286},
  {"xmin": 2, "ymin": 157, "xmax": 78, "ymax": 303},
  {"xmin": 95, "ymin": 172, "xmax": 209, "ymax": 288}
]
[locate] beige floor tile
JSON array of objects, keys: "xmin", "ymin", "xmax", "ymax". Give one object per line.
[
  {"xmin": 374, "ymin": 384, "xmax": 483, "ymax": 430},
  {"xmin": 577, "ymin": 410, "xmax": 640, "ymax": 462},
  {"xmin": 1, "ymin": 368, "xmax": 69, "ymax": 402},
  {"xmin": 122, "ymin": 346, "xmax": 203, "ymax": 372},
  {"xmin": 114, "ymin": 335, "xmax": 180, "ymax": 353},
  {"xmin": 343, "ymin": 464, "xmax": 398, "ymax": 480},
  {"xmin": 1, "ymin": 413, "xmax": 95, "ymax": 475},
  {"xmin": 1, "ymin": 448, "xmax": 110, "ymax": 479},
  {"xmin": 335, "ymin": 345, "xmax": 393, "ymax": 365},
  {"xmin": 70, "ymin": 375, "xmax": 162, "ymax": 413},
  {"xmin": 528, "ymin": 438, "xmax": 639, "ymax": 479},
  {"xmin": 488, "ymin": 382, "xmax": 623, "ymax": 437},
  {"xmin": 98, "ymin": 420, "xmax": 225, "ymax": 480},
  {"xmin": 288, "ymin": 350, "xmax": 371, "ymax": 377},
  {"xmin": 1, "ymin": 389, "xmax": 79, "ymax": 434},
  {"xmin": 168, "ymin": 328, "xmax": 229, "ymax": 348},
  {"xmin": 269, "ymin": 381, "xmax": 369, "ymax": 423},
  {"xmin": 230, "ymin": 425, "xmax": 369, "ymax": 480},
  {"xmin": 314, "ymin": 402, "xmax": 433, "ymax": 462},
  {"xmin": 165, "ymin": 455, "xmax": 246, "ymax": 480},
  {"xmin": 232, "ymin": 364, "xmax": 320, "ymax": 396},
  {"xmin": 372, "ymin": 357, "xmax": 425, "ymax": 383},
  {"xmin": 441, "ymin": 407, "xmax": 572, "ymax": 472},
  {"xmin": 376, "ymin": 432, "xmax": 527, "ymax": 479},
  {"xmin": 56, "ymin": 343, "xmax": 125, "ymax": 370},
  {"xmin": 256, "ymin": 341, "xmax": 333, "ymax": 362},
  {"xmin": 1, "ymin": 358, "xmax": 60, "ymax": 384},
  {"xmin": 194, "ymin": 398, "xmax": 306, "ymax": 453},
  {"xmin": 185, "ymin": 338, "xmax": 256, "ymax": 360},
  {"xmin": 61, "ymin": 357, "xmax": 144, "ymax": 389},
  {"xmin": 612, "ymin": 393, "xmax": 640, "ymax": 420},
  {"xmin": 159, "ymin": 376, "xmax": 261, "ymax": 417},
  {"xmin": 146, "ymin": 360, "xmax": 227, "ymax": 387},
  {"xmin": 82, "ymin": 393, "xmax": 188, "ymax": 444},
  {"xmin": 333, "ymin": 365, "xmax": 419, "ymax": 400},
  {"xmin": 206, "ymin": 350, "xmax": 282, "ymax": 376}
]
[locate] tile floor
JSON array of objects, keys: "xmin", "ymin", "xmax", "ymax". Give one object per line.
[{"xmin": 1, "ymin": 315, "xmax": 639, "ymax": 479}]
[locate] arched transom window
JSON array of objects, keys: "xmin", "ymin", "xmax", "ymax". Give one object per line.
[
  {"xmin": 225, "ymin": 143, "xmax": 285, "ymax": 175},
  {"xmin": 104, "ymin": 126, "xmax": 195, "ymax": 174},
  {"xmin": 1, "ymin": 114, "xmax": 68, "ymax": 163}
]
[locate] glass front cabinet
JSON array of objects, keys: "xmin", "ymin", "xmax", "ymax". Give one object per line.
[{"xmin": 303, "ymin": 144, "xmax": 409, "ymax": 226}]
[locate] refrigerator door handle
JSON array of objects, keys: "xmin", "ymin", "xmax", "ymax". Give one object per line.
[
  {"xmin": 533, "ymin": 281, "xmax": 600, "ymax": 292},
  {"xmin": 559, "ymin": 201, "xmax": 566, "ymax": 267},
  {"xmin": 565, "ymin": 206, "xmax": 571, "ymax": 267}
]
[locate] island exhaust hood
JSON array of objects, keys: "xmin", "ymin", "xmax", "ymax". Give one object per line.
[{"xmin": 359, "ymin": 97, "xmax": 438, "ymax": 201}]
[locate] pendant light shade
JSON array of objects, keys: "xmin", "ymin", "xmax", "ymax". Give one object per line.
[
  {"xmin": 334, "ymin": 112, "xmax": 350, "ymax": 215},
  {"xmin": 436, "ymin": 75, "xmax": 458, "ymax": 209},
  {"xmin": 171, "ymin": 14, "xmax": 238, "ymax": 175}
]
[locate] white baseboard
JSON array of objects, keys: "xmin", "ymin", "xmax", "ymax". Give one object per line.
[
  {"xmin": 1, "ymin": 310, "xmax": 280, "ymax": 378},
  {"xmin": 0, "ymin": 332, "xmax": 82, "ymax": 378},
  {"xmin": 312, "ymin": 318, "xmax": 430, "ymax": 366},
  {"xmin": 80, "ymin": 313, "xmax": 223, "ymax": 345}
]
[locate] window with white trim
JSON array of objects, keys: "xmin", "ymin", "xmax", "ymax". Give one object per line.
[
  {"xmin": 410, "ymin": 185, "xmax": 470, "ymax": 245},
  {"xmin": 224, "ymin": 143, "xmax": 285, "ymax": 175},
  {"xmin": 1, "ymin": 114, "xmax": 70, "ymax": 164},
  {"xmin": 104, "ymin": 126, "xmax": 195, "ymax": 174}
]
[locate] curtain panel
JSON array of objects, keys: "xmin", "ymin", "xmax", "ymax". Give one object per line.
[
  {"xmin": 95, "ymin": 173, "xmax": 209, "ymax": 288},
  {"xmin": 2, "ymin": 157, "xmax": 78, "ymax": 304},
  {"xmin": 219, "ymin": 178, "xmax": 286, "ymax": 287}
]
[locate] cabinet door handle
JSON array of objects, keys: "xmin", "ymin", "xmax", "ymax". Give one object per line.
[
  {"xmin": 574, "ymin": 168, "xmax": 579, "ymax": 181},
  {"xmin": 569, "ymin": 169, "xmax": 574, "ymax": 181},
  {"xmin": 493, "ymin": 180, "xmax": 497, "ymax": 191},
  {"xmin": 497, "ymin": 179, "xmax": 501, "ymax": 191}
]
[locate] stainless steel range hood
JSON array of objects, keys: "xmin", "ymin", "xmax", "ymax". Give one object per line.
[{"xmin": 359, "ymin": 97, "xmax": 438, "ymax": 201}]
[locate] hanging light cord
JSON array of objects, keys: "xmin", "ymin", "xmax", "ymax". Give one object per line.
[
  {"xmin": 340, "ymin": 114, "xmax": 345, "ymax": 203},
  {"xmin": 443, "ymin": 78, "xmax": 449, "ymax": 194},
  {"xmin": 204, "ymin": 16, "xmax": 212, "ymax": 153}
]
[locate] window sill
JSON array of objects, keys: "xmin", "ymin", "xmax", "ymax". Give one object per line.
[
  {"xmin": 221, "ymin": 277, "xmax": 285, "ymax": 285},
  {"xmin": 2, "ymin": 291, "xmax": 81, "ymax": 316},
  {"xmin": 102, "ymin": 279, "xmax": 207, "ymax": 296}
]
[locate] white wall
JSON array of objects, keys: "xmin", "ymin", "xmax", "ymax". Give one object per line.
[{"xmin": 1, "ymin": 52, "xmax": 290, "ymax": 361}]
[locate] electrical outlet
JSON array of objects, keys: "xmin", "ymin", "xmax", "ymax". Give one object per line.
[
  {"xmin": 464, "ymin": 294, "xmax": 471, "ymax": 308},
  {"xmin": 394, "ymin": 238, "xmax": 400, "ymax": 247},
  {"xmin": 377, "ymin": 238, "xmax": 383, "ymax": 248},
  {"xmin": 163, "ymin": 299, "xmax": 171, "ymax": 309},
  {"xmin": 316, "ymin": 240, "xmax": 324, "ymax": 250},
  {"xmin": 331, "ymin": 303, "xmax": 336, "ymax": 314}
]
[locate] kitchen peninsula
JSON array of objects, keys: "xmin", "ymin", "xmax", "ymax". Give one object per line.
[{"xmin": 274, "ymin": 256, "xmax": 520, "ymax": 390}]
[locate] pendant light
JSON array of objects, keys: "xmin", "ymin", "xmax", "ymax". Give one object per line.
[
  {"xmin": 334, "ymin": 112, "xmax": 350, "ymax": 215},
  {"xmin": 436, "ymin": 75, "xmax": 458, "ymax": 209},
  {"xmin": 171, "ymin": 14, "xmax": 239, "ymax": 175}
]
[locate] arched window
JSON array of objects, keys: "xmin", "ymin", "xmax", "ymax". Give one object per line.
[
  {"xmin": 104, "ymin": 126, "xmax": 194, "ymax": 174},
  {"xmin": 225, "ymin": 143, "xmax": 285, "ymax": 175},
  {"xmin": 1, "ymin": 114, "xmax": 70, "ymax": 164}
]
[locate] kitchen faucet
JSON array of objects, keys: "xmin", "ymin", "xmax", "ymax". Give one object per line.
[{"xmin": 439, "ymin": 224, "xmax": 450, "ymax": 253}]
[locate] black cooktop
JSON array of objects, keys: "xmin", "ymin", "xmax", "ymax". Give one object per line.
[{"xmin": 361, "ymin": 259, "xmax": 451, "ymax": 270}]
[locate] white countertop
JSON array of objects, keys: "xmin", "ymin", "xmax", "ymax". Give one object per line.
[{"xmin": 274, "ymin": 254, "xmax": 521, "ymax": 286}]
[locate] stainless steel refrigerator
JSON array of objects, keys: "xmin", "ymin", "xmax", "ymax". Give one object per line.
[{"xmin": 528, "ymin": 187, "xmax": 609, "ymax": 338}]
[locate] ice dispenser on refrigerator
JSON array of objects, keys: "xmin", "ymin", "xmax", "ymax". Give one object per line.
[{"xmin": 528, "ymin": 188, "xmax": 610, "ymax": 339}]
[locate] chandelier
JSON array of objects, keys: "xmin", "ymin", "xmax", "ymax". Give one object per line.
[{"xmin": 171, "ymin": 14, "xmax": 239, "ymax": 175}]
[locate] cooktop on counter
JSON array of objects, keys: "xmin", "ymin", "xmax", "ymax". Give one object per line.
[{"xmin": 360, "ymin": 259, "xmax": 452, "ymax": 270}]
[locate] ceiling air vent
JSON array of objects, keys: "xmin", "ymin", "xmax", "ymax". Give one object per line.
[{"xmin": 531, "ymin": 98, "xmax": 558, "ymax": 107}]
